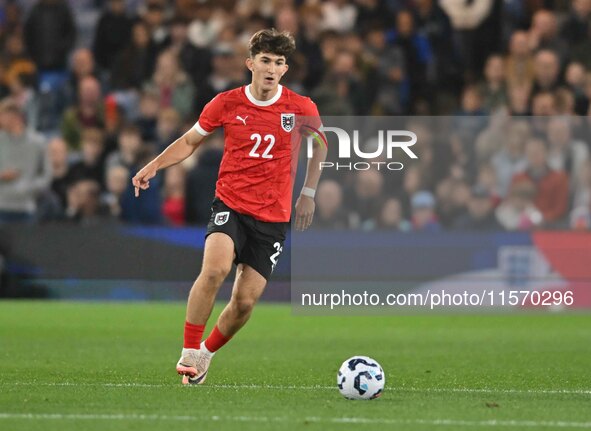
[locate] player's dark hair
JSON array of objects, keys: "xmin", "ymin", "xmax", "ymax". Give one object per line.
[{"xmin": 248, "ymin": 28, "xmax": 296, "ymax": 59}]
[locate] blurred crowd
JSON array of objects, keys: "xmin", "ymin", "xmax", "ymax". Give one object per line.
[{"xmin": 0, "ymin": 0, "xmax": 591, "ymax": 231}]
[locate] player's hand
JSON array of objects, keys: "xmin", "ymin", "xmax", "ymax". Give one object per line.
[
  {"xmin": 295, "ymin": 195, "xmax": 315, "ymax": 231},
  {"xmin": 132, "ymin": 164, "xmax": 158, "ymax": 197}
]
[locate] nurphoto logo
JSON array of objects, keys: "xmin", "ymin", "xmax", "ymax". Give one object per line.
[{"xmin": 304, "ymin": 125, "xmax": 418, "ymax": 171}]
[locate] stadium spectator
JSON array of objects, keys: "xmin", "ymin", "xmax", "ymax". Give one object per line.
[
  {"xmin": 437, "ymin": 179, "xmax": 471, "ymax": 228},
  {"xmin": 365, "ymin": 27, "xmax": 405, "ymax": 115},
  {"xmin": 491, "ymin": 120, "xmax": 529, "ymax": 197},
  {"xmin": 0, "ymin": 1, "xmax": 24, "ymax": 45},
  {"xmin": 47, "ymin": 136, "xmax": 69, "ymax": 209},
  {"xmin": 573, "ymin": 159, "xmax": 591, "ymax": 208},
  {"xmin": 318, "ymin": 30, "xmax": 340, "ymax": 68},
  {"xmin": 186, "ymin": 1, "xmax": 221, "ymax": 49},
  {"xmin": 185, "ymin": 141, "xmax": 223, "ymax": 225},
  {"xmin": 410, "ymin": 190, "xmax": 440, "ymax": 231},
  {"xmin": 546, "ymin": 118, "xmax": 589, "ymax": 189},
  {"xmin": 532, "ymin": 50, "xmax": 562, "ymax": 97},
  {"xmin": 401, "ymin": 164, "xmax": 424, "ymax": 216},
  {"xmin": 570, "ymin": 24, "xmax": 591, "ymax": 70},
  {"xmin": 280, "ymin": 51, "xmax": 307, "ymax": 94},
  {"xmin": 297, "ymin": 4, "xmax": 325, "ymax": 90},
  {"xmin": 65, "ymin": 48, "xmax": 98, "ymax": 107},
  {"xmin": 275, "ymin": 6, "xmax": 298, "ymax": 37},
  {"xmin": 120, "ymin": 171, "xmax": 163, "ymax": 224},
  {"xmin": 496, "ymin": 180, "xmax": 543, "ymax": 231},
  {"xmin": 102, "ymin": 164, "xmax": 129, "ymax": 219},
  {"xmin": 154, "ymin": 107, "xmax": 182, "ymax": 153},
  {"xmin": 475, "ymin": 163, "xmax": 501, "ymax": 206},
  {"xmin": 67, "ymin": 128, "xmax": 105, "ymax": 188},
  {"xmin": 60, "ymin": 76, "xmax": 105, "ymax": 150},
  {"xmin": 110, "ymin": 20, "xmax": 156, "ymax": 91},
  {"xmin": 348, "ymin": 170, "xmax": 384, "ymax": 229},
  {"xmin": 162, "ymin": 164, "xmax": 186, "ymax": 226},
  {"xmin": 4, "ymin": 72, "xmax": 38, "ymax": 131},
  {"xmin": 134, "ymin": 90, "xmax": 160, "ymax": 143},
  {"xmin": 555, "ymin": 87, "xmax": 577, "ymax": 115},
  {"xmin": 561, "ymin": 0, "xmax": 591, "ymax": 45},
  {"xmin": 312, "ymin": 49, "xmax": 365, "ymax": 115},
  {"xmin": 528, "ymin": 10, "xmax": 568, "ymax": 62},
  {"xmin": 321, "ymin": 0, "xmax": 358, "ymax": 33},
  {"xmin": 505, "ymin": 30, "xmax": 534, "ymax": 91},
  {"xmin": 414, "ymin": 0, "xmax": 458, "ymax": 94},
  {"xmin": 453, "ymin": 185, "xmax": 501, "ymax": 230},
  {"xmin": 511, "ymin": 137, "xmax": 569, "ymax": 225},
  {"xmin": 585, "ymin": 74, "xmax": 591, "ymax": 116},
  {"xmin": 475, "ymin": 109, "xmax": 511, "ymax": 164},
  {"xmin": 312, "ymin": 179, "xmax": 349, "ymax": 230},
  {"xmin": 168, "ymin": 17, "xmax": 211, "ymax": 88},
  {"xmin": 375, "ymin": 197, "xmax": 411, "ymax": 231},
  {"xmin": 479, "ymin": 55, "xmax": 508, "ymax": 112},
  {"xmin": 410, "ymin": 123, "xmax": 440, "ymax": 190},
  {"xmin": 197, "ymin": 43, "xmax": 245, "ymax": 103},
  {"xmin": 531, "ymin": 91, "xmax": 557, "ymax": 116},
  {"xmin": 565, "ymin": 62, "xmax": 589, "ymax": 115},
  {"xmin": 2, "ymin": 33, "xmax": 37, "ymax": 96},
  {"xmin": 0, "ymin": 102, "xmax": 50, "ymax": 223},
  {"xmin": 507, "ymin": 84, "xmax": 530, "ymax": 115},
  {"xmin": 105, "ymin": 125, "xmax": 146, "ymax": 171},
  {"xmin": 387, "ymin": 9, "xmax": 432, "ymax": 112},
  {"xmin": 452, "ymin": 86, "xmax": 487, "ymax": 174},
  {"xmin": 355, "ymin": 0, "xmax": 391, "ymax": 34},
  {"xmin": 439, "ymin": 0, "xmax": 495, "ymax": 81},
  {"xmin": 570, "ymin": 160, "xmax": 591, "ymax": 229},
  {"xmin": 142, "ymin": 0, "xmax": 170, "ymax": 54},
  {"xmin": 144, "ymin": 50, "xmax": 195, "ymax": 121},
  {"xmin": 64, "ymin": 179, "xmax": 109, "ymax": 224},
  {"xmin": 570, "ymin": 204, "xmax": 591, "ymax": 230},
  {"xmin": 24, "ymin": 0, "xmax": 76, "ymax": 72},
  {"xmin": 92, "ymin": 0, "xmax": 133, "ymax": 72}
]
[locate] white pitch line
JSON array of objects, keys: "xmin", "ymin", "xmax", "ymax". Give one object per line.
[
  {"xmin": 4, "ymin": 381, "xmax": 591, "ymax": 395},
  {"xmin": 0, "ymin": 413, "xmax": 590, "ymax": 428}
]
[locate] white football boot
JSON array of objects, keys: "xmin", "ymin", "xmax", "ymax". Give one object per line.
[{"xmin": 176, "ymin": 343, "xmax": 214, "ymax": 385}]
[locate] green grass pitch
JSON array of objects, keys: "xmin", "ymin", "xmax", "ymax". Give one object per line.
[{"xmin": 0, "ymin": 301, "xmax": 590, "ymax": 430}]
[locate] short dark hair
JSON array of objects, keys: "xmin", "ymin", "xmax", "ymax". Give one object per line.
[{"xmin": 248, "ymin": 28, "xmax": 296, "ymax": 59}]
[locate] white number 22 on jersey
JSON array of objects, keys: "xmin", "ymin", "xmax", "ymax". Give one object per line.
[{"xmin": 249, "ymin": 133, "xmax": 275, "ymax": 159}]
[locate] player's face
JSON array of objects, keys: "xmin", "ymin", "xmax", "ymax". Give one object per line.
[{"xmin": 246, "ymin": 53, "xmax": 289, "ymax": 93}]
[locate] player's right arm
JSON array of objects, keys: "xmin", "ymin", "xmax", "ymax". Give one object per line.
[
  {"xmin": 132, "ymin": 128, "xmax": 205, "ymax": 197},
  {"xmin": 133, "ymin": 94, "xmax": 224, "ymax": 197}
]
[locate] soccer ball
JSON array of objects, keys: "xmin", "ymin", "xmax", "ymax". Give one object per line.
[{"xmin": 337, "ymin": 356, "xmax": 385, "ymax": 400}]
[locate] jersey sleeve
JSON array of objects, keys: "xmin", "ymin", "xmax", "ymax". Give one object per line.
[
  {"xmin": 299, "ymin": 96, "xmax": 323, "ymax": 132},
  {"xmin": 193, "ymin": 94, "xmax": 224, "ymax": 136},
  {"xmin": 298, "ymin": 96, "xmax": 326, "ymax": 148}
]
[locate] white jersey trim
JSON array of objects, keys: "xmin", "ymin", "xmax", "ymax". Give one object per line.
[
  {"xmin": 193, "ymin": 121, "xmax": 212, "ymax": 136},
  {"xmin": 245, "ymin": 84, "xmax": 283, "ymax": 107}
]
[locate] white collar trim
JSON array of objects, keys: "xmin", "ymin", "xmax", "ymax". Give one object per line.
[{"xmin": 245, "ymin": 84, "xmax": 283, "ymax": 106}]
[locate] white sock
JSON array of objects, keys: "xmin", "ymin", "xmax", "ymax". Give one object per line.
[{"xmin": 200, "ymin": 341, "xmax": 214, "ymax": 356}]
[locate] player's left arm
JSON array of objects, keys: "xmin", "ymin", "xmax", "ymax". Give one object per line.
[{"xmin": 295, "ymin": 122, "xmax": 327, "ymax": 231}]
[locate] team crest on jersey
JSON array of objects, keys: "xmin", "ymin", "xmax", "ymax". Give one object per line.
[
  {"xmin": 281, "ymin": 113, "xmax": 295, "ymax": 132},
  {"xmin": 214, "ymin": 211, "xmax": 230, "ymax": 226}
]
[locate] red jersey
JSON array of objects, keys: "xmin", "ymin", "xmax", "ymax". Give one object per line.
[{"xmin": 194, "ymin": 84, "xmax": 320, "ymax": 222}]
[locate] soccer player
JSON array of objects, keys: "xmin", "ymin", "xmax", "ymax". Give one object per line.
[{"xmin": 132, "ymin": 29, "xmax": 326, "ymax": 384}]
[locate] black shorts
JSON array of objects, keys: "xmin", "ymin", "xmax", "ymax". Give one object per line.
[{"xmin": 205, "ymin": 198, "xmax": 289, "ymax": 280}]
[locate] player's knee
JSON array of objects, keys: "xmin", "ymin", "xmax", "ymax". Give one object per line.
[
  {"xmin": 231, "ymin": 298, "xmax": 256, "ymax": 317},
  {"xmin": 200, "ymin": 265, "xmax": 231, "ymax": 288}
]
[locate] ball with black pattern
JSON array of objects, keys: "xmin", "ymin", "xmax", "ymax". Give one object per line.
[{"xmin": 337, "ymin": 355, "xmax": 385, "ymax": 400}]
